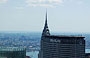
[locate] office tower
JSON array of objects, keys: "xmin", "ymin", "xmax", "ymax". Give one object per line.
[{"xmin": 38, "ymin": 12, "xmax": 85, "ymax": 58}]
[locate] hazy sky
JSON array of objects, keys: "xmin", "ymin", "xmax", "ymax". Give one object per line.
[{"xmin": 0, "ymin": 0, "xmax": 90, "ymax": 33}]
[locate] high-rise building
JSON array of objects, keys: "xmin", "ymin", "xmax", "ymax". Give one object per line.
[
  {"xmin": 0, "ymin": 47, "xmax": 26, "ymax": 58},
  {"xmin": 38, "ymin": 12, "xmax": 85, "ymax": 58}
]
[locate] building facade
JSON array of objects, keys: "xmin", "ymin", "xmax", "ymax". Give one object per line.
[
  {"xmin": 0, "ymin": 47, "xmax": 26, "ymax": 58},
  {"xmin": 38, "ymin": 12, "xmax": 85, "ymax": 58}
]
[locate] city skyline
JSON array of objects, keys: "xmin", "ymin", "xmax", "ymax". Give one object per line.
[{"xmin": 0, "ymin": 0, "xmax": 90, "ymax": 33}]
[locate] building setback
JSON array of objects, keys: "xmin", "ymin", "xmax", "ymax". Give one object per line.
[{"xmin": 38, "ymin": 12, "xmax": 85, "ymax": 58}]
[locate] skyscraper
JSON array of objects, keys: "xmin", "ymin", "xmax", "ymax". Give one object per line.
[{"xmin": 38, "ymin": 12, "xmax": 85, "ymax": 58}]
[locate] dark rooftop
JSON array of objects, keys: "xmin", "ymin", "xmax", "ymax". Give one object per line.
[{"xmin": 45, "ymin": 35, "xmax": 85, "ymax": 38}]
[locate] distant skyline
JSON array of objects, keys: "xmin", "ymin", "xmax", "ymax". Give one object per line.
[{"xmin": 0, "ymin": 0, "xmax": 90, "ymax": 33}]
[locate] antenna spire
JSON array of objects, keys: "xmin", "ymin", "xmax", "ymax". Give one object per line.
[{"xmin": 42, "ymin": 11, "xmax": 50, "ymax": 36}]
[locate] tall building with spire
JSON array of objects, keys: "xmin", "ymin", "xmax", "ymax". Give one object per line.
[{"xmin": 38, "ymin": 12, "xmax": 85, "ymax": 58}]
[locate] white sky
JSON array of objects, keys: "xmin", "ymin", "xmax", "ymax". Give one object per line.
[{"xmin": 0, "ymin": 0, "xmax": 90, "ymax": 33}]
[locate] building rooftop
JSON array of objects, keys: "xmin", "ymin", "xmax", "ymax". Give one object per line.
[
  {"xmin": 0, "ymin": 47, "xmax": 26, "ymax": 51},
  {"xmin": 45, "ymin": 35, "xmax": 85, "ymax": 38}
]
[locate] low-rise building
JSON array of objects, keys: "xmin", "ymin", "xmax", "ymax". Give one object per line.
[{"xmin": 0, "ymin": 47, "xmax": 26, "ymax": 58}]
